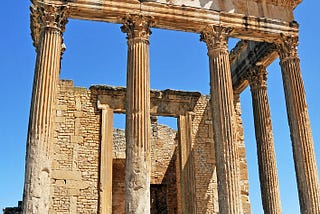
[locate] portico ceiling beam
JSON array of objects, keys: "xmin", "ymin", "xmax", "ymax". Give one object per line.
[
  {"xmin": 230, "ymin": 41, "xmax": 278, "ymax": 93},
  {"xmin": 40, "ymin": 0, "xmax": 298, "ymax": 43}
]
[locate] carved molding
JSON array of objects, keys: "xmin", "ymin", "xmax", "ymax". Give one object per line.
[
  {"xmin": 229, "ymin": 40, "xmax": 248, "ymax": 63},
  {"xmin": 246, "ymin": 66, "xmax": 268, "ymax": 90},
  {"xmin": 200, "ymin": 25, "xmax": 232, "ymax": 53},
  {"xmin": 121, "ymin": 14, "xmax": 155, "ymax": 44},
  {"xmin": 270, "ymin": 0, "xmax": 302, "ymax": 8},
  {"xmin": 30, "ymin": 5, "xmax": 40, "ymax": 48},
  {"xmin": 31, "ymin": 3, "xmax": 69, "ymax": 47},
  {"xmin": 38, "ymin": 3, "xmax": 69, "ymax": 33},
  {"xmin": 277, "ymin": 34, "xmax": 299, "ymax": 62}
]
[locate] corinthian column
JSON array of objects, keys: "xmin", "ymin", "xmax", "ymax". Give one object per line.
[
  {"xmin": 200, "ymin": 26, "xmax": 241, "ymax": 214},
  {"xmin": 23, "ymin": 3, "xmax": 68, "ymax": 214},
  {"xmin": 277, "ymin": 35, "xmax": 320, "ymax": 214},
  {"xmin": 248, "ymin": 66, "xmax": 282, "ymax": 214},
  {"xmin": 121, "ymin": 14, "xmax": 154, "ymax": 214}
]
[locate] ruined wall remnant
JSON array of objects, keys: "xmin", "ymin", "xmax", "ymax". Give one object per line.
[
  {"xmin": 24, "ymin": 0, "xmax": 319, "ymax": 213},
  {"xmin": 48, "ymin": 80, "xmax": 250, "ymax": 213}
]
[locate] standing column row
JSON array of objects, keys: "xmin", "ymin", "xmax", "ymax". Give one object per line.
[
  {"xmin": 278, "ymin": 35, "xmax": 320, "ymax": 214},
  {"xmin": 121, "ymin": 15, "xmax": 154, "ymax": 214},
  {"xmin": 23, "ymin": 3, "xmax": 68, "ymax": 214},
  {"xmin": 201, "ymin": 26, "xmax": 241, "ymax": 214},
  {"xmin": 248, "ymin": 66, "xmax": 282, "ymax": 214}
]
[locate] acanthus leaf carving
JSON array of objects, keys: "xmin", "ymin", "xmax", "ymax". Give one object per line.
[
  {"xmin": 277, "ymin": 34, "xmax": 299, "ymax": 62},
  {"xmin": 31, "ymin": 3, "xmax": 69, "ymax": 48},
  {"xmin": 37, "ymin": 3, "xmax": 69, "ymax": 33},
  {"xmin": 121, "ymin": 14, "xmax": 155, "ymax": 44},
  {"xmin": 200, "ymin": 25, "xmax": 232, "ymax": 54},
  {"xmin": 245, "ymin": 66, "xmax": 268, "ymax": 90}
]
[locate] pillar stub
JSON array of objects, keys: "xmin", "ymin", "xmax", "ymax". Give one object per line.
[{"xmin": 97, "ymin": 99, "xmax": 110, "ymax": 111}]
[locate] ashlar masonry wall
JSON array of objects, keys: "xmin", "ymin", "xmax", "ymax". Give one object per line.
[
  {"xmin": 190, "ymin": 96, "xmax": 250, "ymax": 213},
  {"xmin": 50, "ymin": 80, "xmax": 250, "ymax": 213},
  {"xmin": 52, "ymin": 80, "xmax": 101, "ymax": 213}
]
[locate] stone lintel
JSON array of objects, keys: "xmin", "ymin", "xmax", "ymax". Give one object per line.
[
  {"xmin": 34, "ymin": 0, "xmax": 299, "ymax": 43},
  {"xmin": 230, "ymin": 41, "xmax": 277, "ymax": 92},
  {"xmin": 92, "ymin": 85, "xmax": 201, "ymax": 117}
]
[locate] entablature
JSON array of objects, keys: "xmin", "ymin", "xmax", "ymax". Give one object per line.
[
  {"xmin": 230, "ymin": 40, "xmax": 277, "ymax": 93},
  {"xmin": 92, "ymin": 85, "xmax": 202, "ymax": 117},
  {"xmin": 31, "ymin": 0, "xmax": 300, "ymax": 46}
]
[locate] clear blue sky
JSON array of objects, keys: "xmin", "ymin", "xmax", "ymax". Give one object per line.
[{"xmin": 0, "ymin": 1, "xmax": 319, "ymax": 213}]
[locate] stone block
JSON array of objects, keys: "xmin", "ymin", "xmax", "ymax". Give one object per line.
[
  {"xmin": 68, "ymin": 188, "xmax": 80, "ymax": 196},
  {"xmin": 52, "ymin": 170, "xmax": 82, "ymax": 181},
  {"xmin": 56, "ymin": 117, "xmax": 66, "ymax": 123},
  {"xmin": 74, "ymin": 111, "xmax": 83, "ymax": 118},
  {"xmin": 57, "ymin": 105, "xmax": 68, "ymax": 111},
  {"xmin": 71, "ymin": 136, "xmax": 83, "ymax": 143}
]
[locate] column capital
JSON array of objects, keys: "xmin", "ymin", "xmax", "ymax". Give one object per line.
[
  {"xmin": 31, "ymin": 3, "xmax": 69, "ymax": 47},
  {"xmin": 121, "ymin": 14, "xmax": 155, "ymax": 44},
  {"xmin": 200, "ymin": 25, "xmax": 232, "ymax": 54},
  {"xmin": 277, "ymin": 34, "xmax": 299, "ymax": 62},
  {"xmin": 246, "ymin": 66, "xmax": 268, "ymax": 90}
]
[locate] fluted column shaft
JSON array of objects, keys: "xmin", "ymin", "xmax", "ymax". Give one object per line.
[
  {"xmin": 201, "ymin": 26, "xmax": 241, "ymax": 214},
  {"xmin": 248, "ymin": 67, "xmax": 282, "ymax": 214},
  {"xmin": 23, "ymin": 3, "xmax": 68, "ymax": 214},
  {"xmin": 121, "ymin": 15, "xmax": 153, "ymax": 214},
  {"xmin": 278, "ymin": 36, "xmax": 320, "ymax": 214}
]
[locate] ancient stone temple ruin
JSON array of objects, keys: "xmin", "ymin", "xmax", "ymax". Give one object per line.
[{"xmin": 21, "ymin": 0, "xmax": 319, "ymax": 213}]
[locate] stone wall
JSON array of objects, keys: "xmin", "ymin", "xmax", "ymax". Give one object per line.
[
  {"xmin": 191, "ymin": 96, "xmax": 219, "ymax": 213},
  {"xmin": 51, "ymin": 80, "xmax": 100, "ymax": 213},
  {"xmin": 189, "ymin": 95, "xmax": 250, "ymax": 213},
  {"xmin": 50, "ymin": 80, "xmax": 250, "ymax": 213}
]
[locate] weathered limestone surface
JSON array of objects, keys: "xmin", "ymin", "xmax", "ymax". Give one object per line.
[
  {"xmin": 52, "ymin": 81, "xmax": 100, "ymax": 213},
  {"xmin": 178, "ymin": 113, "xmax": 196, "ymax": 213},
  {"xmin": 230, "ymin": 41, "xmax": 277, "ymax": 92},
  {"xmin": 191, "ymin": 96, "xmax": 218, "ymax": 213},
  {"xmin": 248, "ymin": 67, "xmax": 282, "ymax": 214},
  {"xmin": 97, "ymin": 103, "xmax": 114, "ymax": 214},
  {"xmin": 32, "ymin": 0, "xmax": 300, "ymax": 45},
  {"xmin": 121, "ymin": 14, "xmax": 154, "ymax": 214},
  {"xmin": 233, "ymin": 93, "xmax": 251, "ymax": 214},
  {"xmin": 146, "ymin": 0, "xmax": 298, "ymax": 21},
  {"xmin": 23, "ymin": 3, "xmax": 68, "ymax": 214},
  {"xmin": 201, "ymin": 26, "xmax": 241, "ymax": 214},
  {"xmin": 278, "ymin": 35, "xmax": 320, "ymax": 214},
  {"xmin": 49, "ymin": 80, "xmax": 251, "ymax": 213},
  {"xmin": 110, "ymin": 120, "xmax": 178, "ymax": 214},
  {"xmin": 23, "ymin": 0, "xmax": 320, "ymax": 213}
]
